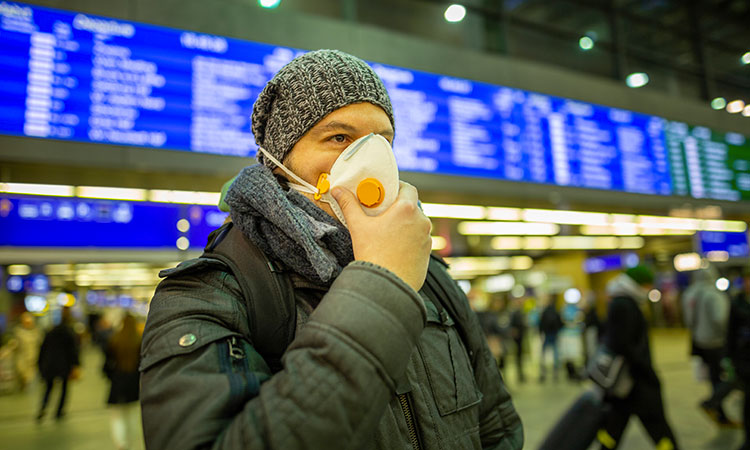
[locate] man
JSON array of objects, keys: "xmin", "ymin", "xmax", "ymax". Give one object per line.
[
  {"xmin": 538, "ymin": 295, "xmax": 563, "ymax": 382},
  {"xmin": 681, "ymin": 265, "xmax": 731, "ymax": 424},
  {"xmin": 597, "ymin": 266, "xmax": 679, "ymax": 450},
  {"xmin": 139, "ymin": 49, "xmax": 523, "ymax": 449},
  {"xmin": 37, "ymin": 306, "xmax": 80, "ymax": 422},
  {"xmin": 726, "ymin": 270, "xmax": 750, "ymax": 450},
  {"xmin": 509, "ymin": 297, "xmax": 526, "ymax": 383}
]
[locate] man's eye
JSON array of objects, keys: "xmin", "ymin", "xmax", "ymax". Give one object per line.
[{"xmin": 330, "ymin": 134, "xmax": 347, "ymax": 144}]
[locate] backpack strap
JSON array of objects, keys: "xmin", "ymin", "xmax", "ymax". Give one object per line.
[
  {"xmin": 422, "ymin": 255, "xmax": 478, "ymax": 367},
  {"xmin": 202, "ymin": 222, "xmax": 296, "ymax": 373}
]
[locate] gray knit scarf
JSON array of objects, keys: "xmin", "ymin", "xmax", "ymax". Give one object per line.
[{"xmin": 224, "ymin": 164, "xmax": 354, "ymax": 286}]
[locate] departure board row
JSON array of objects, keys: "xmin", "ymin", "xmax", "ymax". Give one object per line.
[{"xmin": 0, "ymin": 1, "xmax": 748, "ymax": 201}]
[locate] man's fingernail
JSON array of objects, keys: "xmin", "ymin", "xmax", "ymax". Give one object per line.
[{"xmin": 331, "ymin": 187, "xmax": 342, "ymax": 200}]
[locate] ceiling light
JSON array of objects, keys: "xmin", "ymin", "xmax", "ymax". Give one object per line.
[
  {"xmin": 706, "ymin": 250, "xmax": 729, "ymax": 262},
  {"xmin": 716, "ymin": 277, "xmax": 730, "ymax": 291},
  {"xmin": 486, "ymin": 206, "xmax": 522, "ymax": 221},
  {"xmin": 8, "ymin": 264, "xmax": 32, "ymax": 276},
  {"xmin": 176, "ymin": 219, "xmax": 190, "ymax": 233},
  {"xmin": 523, "ymin": 237, "xmax": 552, "ymax": 250},
  {"xmin": 711, "ymin": 97, "xmax": 727, "ymax": 110},
  {"xmin": 149, "ymin": 190, "xmax": 220, "ymax": 205},
  {"xmin": 258, "ymin": 0, "xmax": 281, "ymax": 8},
  {"xmin": 742, "ymin": 52, "xmax": 750, "ymax": 65},
  {"xmin": 485, "ymin": 274, "xmax": 515, "ymax": 293},
  {"xmin": 551, "ymin": 236, "xmax": 619, "ymax": 250},
  {"xmin": 523, "ymin": 208, "xmax": 609, "ymax": 225},
  {"xmin": 579, "ymin": 36, "xmax": 594, "ymax": 50},
  {"xmin": 727, "ymin": 100, "xmax": 745, "ymax": 114},
  {"xmin": 77, "ymin": 186, "xmax": 146, "ymax": 201},
  {"xmin": 625, "ymin": 72, "xmax": 649, "ymax": 88},
  {"xmin": 619, "ymin": 236, "xmax": 645, "ymax": 249},
  {"xmin": 458, "ymin": 221, "xmax": 559, "ymax": 235},
  {"xmin": 648, "ymin": 289, "xmax": 661, "ymax": 302},
  {"xmin": 431, "ymin": 235, "xmax": 447, "ymax": 251},
  {"xmin": 176, "ymin": 236, "xmax": 190, "ymax": 251},
  {"xmin": 743, "ymin": 105, "xmax": 750, "ymax": 117},
  {"xmin": 701, "ymin": 220, "xmax": 747, "ymax": 232},
  {"xmin": 0, "ymin": 182, "xmax": 74, "ymax": 197},
  {"xmin": 444, "ymin": 4, "xmax": 466, "ymax": 22},
  {"xmin": 421, "ymin": 202, "xmax": 485, "ymax": 219},
  {"xmin": 491, "ymin": 236, "xmax": 523, "ymax": 250},
  {"xmin": 674, "ymin": 252, "xmax": 702, "ymax": 272},
  {"xmin": 564, "ymin": 288, "xmax": 582, "ymax": 304}
]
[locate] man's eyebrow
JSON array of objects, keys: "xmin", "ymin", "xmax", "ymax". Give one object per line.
[{"xmin": 313, "ymin": 121, "xmax": 358, "ymax": 134}]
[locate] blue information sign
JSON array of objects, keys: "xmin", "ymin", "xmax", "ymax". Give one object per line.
[
  {"xmin": 0, "ymin": 1, "xmax": 747, "ymax": 201},
  {"xmin": 0, "ymin": 195, "xmax": 226, "ymax": 248}
]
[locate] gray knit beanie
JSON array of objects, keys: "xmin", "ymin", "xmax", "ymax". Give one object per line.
[{"xmin": 252, "ymin": 49, "xmax": 394, "ymax": 168}]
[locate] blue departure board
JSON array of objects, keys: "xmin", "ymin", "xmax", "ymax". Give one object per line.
[
  {"xmin": 0, "ymin": 1, "xmax": 745, "ymax": 200},
  {"xmin": 0, "ymin": 195, "xmax": 227, "ymax": 248}
]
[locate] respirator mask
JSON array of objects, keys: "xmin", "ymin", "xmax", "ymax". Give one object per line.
[{"xmin": 258, "ymin": 133, "xmax": 399, "ymax": 227}]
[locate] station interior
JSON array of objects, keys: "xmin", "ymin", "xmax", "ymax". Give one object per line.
[{"xmin": 1, "ymin": 0, "xmax": 749, "ymax": 449}]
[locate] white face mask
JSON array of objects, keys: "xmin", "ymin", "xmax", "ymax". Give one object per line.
[{"xmin": 258, "ymin": 133, "xmax": 399, "ymax": 227}]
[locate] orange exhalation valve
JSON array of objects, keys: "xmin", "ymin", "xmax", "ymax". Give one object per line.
[
  {"xmin": 356, "ymin": 178, "xmax": 385, "ymax": 208},
  {"xmin": 315, "ymin": 173, "xmax": 330, "ymax": 200}
]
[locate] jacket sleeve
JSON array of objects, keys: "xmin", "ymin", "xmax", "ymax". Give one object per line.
[{"xmin": 140, "ymin": 261, "xmax": 426, "ymax": 450}]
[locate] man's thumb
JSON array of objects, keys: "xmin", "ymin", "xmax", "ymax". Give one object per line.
[{"xmin": 331, "ymin": 187, "xmax": 364, "ymax": 219}]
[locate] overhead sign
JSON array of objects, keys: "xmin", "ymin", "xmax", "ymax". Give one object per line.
[{"xmin": 0, "ymin": 2, "xmax": 748, "ymax": 201}]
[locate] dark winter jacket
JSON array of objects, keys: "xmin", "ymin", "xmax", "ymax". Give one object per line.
[
  {"xmin": 728, "ymin": 292, "xmax": 750, "ymax": 378},
  {"xmin": 603, "ymin": 274, "xmax": 658, "ymax": 385},
  {"xmin": 139, "ymin": 256, "xmax": 523, "ymax": 449},
  {"xmin": 38, "ymin": 322, "xmax": 79, "ymax": 380}
]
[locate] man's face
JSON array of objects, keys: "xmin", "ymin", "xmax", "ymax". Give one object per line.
[{"xmin": 280, "ymin": 102, "xmax": 394, "ymax": 219}]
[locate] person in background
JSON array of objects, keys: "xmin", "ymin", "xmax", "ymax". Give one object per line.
[
  {"xmin": 538, "ymin": 295, "xmax": 563, "ymax": 382},
  {"xmin": 105, "ymin": 314, "xmax": 142, "ymax": 450},
  {"xmin": 509, "ymin": 296, "xmax": 527, "ymax": 383},
  {"xmin": 36, "ymin": 306, "xmax": 80, "ymax": 422},
  {"xmin": 726, "ymin": 269, "xmax": 750, "ymax": 450},
  {"xmin": 681, "ymin": 265, "xmax": 732, "ymax": 425},
  {"xmin": 12, "ymin": 312, "xmax": 42, "ymax": 391},
  {"xmin": 583, "ymin": 293, "xmax": 602, "ymax": 366},
  {"xmin": 598, "ymin": 265, "xmax": 679, "ymax": 450}
]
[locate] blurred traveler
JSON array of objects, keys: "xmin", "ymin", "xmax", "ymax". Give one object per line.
[
  {"xmin": 105, "ymin": 314, "xmax": 142, "ymax": 450},
  {"xmin": 140, "ymin": 50, "xmax": 523, "ymax": 450},
  {"xmin": 93, "ymin": 315, "xmax": 114, "ymax": 356},
  {"xmin": 598, "ymin": 266, "xmax": 679, "ymax": 449},
  {"xmin": 509, "ymin": 297, "xmax": 527, "ymax": 383},
  {"xmin": 682, "ymin": 266, "xmax": 732, "ymax": 425},
  {"xmin": 726, "ymin": 270, "xmax": 750, "ymax": 450},
  {"xmin": 583, "ymin": 293, "xmax": 602, "ymax": 365},
  {"xmin": 36, "ymin": 306, "xmax": 80, "ymax": 422},
  {"xmin": 539, "ymin": 296, "xmax": 563, "ymax": 382},
  {"xmin": 12, "ymin": 312, "xmax": 42, "ymax": 391}
]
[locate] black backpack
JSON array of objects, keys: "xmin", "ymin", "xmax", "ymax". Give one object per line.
[{"xmin": 201, "ymin": 222, "xmax": 482, "ymax": 373}]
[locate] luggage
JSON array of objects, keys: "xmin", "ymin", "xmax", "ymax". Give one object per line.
[{"xmin": 538, "ymin": 388, "xmax": 609, "ymax": 450}]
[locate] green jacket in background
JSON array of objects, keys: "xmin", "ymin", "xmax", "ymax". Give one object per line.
[{"xmin": 139, "ymin": 255, "xmax": 523, "ymax": 449}]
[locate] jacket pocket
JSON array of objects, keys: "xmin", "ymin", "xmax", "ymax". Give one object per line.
[
  {"xmin": 417, "ymin": 300, "xmax": 481, "ymax": 416},
  {"xmin": 140, "ymin": 317, "xmax": 239, "ymax": 372}
]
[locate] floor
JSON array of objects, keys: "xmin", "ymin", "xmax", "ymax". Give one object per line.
[{"xmin": 0, "ymin": 329, "xmax": 745, "ymax": 449}]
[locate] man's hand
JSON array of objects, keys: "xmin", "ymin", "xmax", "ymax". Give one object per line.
[{"xmin": 332, "ymin": 181, "xmax": 432, "ymax": 292}]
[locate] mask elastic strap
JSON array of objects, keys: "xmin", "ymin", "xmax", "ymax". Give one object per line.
[{"xmin": 257, "ymin": 147, "xmax": 319, "ymax": 195}]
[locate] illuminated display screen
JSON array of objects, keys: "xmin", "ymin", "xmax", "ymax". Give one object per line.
[
  {"xmin": 665, "ymin": 123, "xmax": 750, "ymax": 201},
  {"xmin": 0, "ymin": 1, "xmax": 747, "ymax": 201},
  {"xmin": 697, "ymin": 231, "xmax": 750, "ymax": 258},
  {"xmin": 0, "ymin": 195, "xmax": 227, "ymax": 248}
]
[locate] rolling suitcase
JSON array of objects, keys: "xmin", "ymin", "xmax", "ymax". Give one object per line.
[{"xmin": 538, "ymin": 388, "xmax": 609, "ymax": 450}]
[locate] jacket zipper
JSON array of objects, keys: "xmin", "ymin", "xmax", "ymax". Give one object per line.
[
  {"xmin": 228, "ymin": 336, "xmax": 245, "ymax": 368},
  {"xmin": 398, "ymin": 393, "xmax": 421, "ymax": 450}
]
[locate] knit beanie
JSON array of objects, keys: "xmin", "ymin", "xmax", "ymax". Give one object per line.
[
  {"xmin": 625, "ymin": 265, "xmax": 655, "ymax": 286},
  {"xmin": 252, "ymin": 49, "xmax": 395, "ymax": 168}
]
